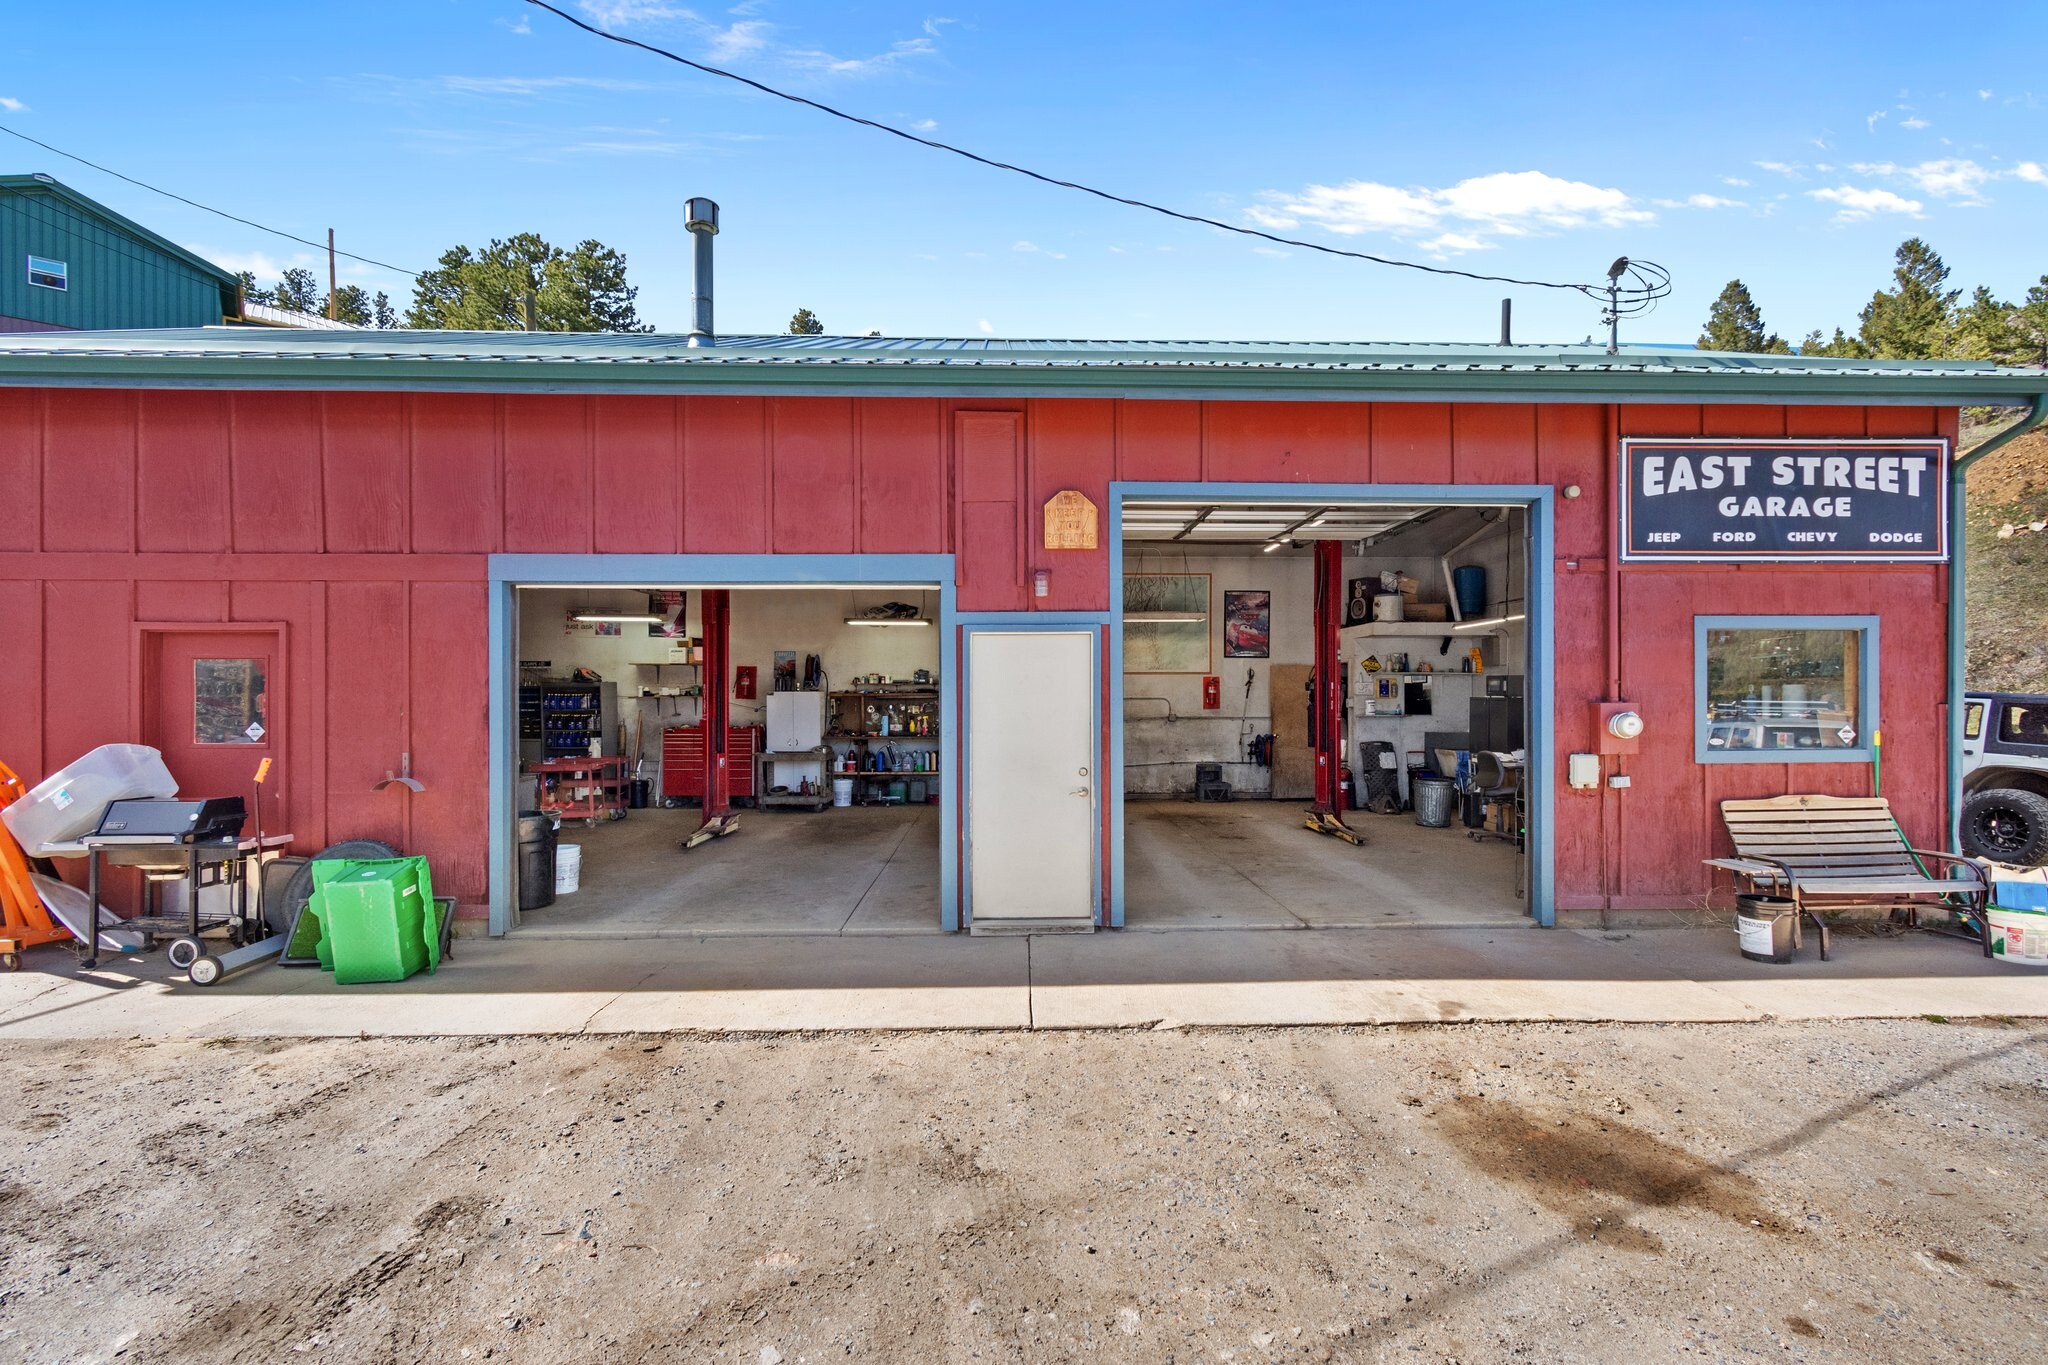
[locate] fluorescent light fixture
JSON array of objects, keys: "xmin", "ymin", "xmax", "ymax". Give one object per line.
[
  {"xmin": 1451, "ymin": 613, "xmax": 1526, "ymax": 631},
  {"xmin": 574, "ymin": 612, "xmax": 664, "ymax": 624},
  {"xmin": 845, "ymin": 617, "xmax": 931, "ymax": 627},
  {"xmin": 1261, "ymin": 542, "xmax": 1284, "ymax": 553},
  {"xmin": 1125, "ymin": 611, "xmax": 1209, "ymax": 624}
]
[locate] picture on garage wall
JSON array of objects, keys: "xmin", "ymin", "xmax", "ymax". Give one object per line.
[
  {"xmin": 1123, "ymin": 573, "xmax": 1210, "ymax": 673},
  {"xmin": 1223, "ymin": 590, "xmax": 1270, "ymax": 658}
]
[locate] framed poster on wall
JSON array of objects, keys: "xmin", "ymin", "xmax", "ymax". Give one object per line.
[
  {"xmin": 1123, "ymin": 573, "xmax": 1210, "ymax": 673},
  {"xmin": 1223, "ymin": 590, "xmax": 1271, "ymax": 658}
]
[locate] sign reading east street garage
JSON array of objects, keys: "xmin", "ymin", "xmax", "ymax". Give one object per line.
[{"xmin": 1620, "ymin": 437, "xmax": 1949, "ymax": 563}]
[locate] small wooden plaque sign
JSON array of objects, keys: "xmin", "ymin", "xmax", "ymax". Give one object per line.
[{"xmin": 1043, "ymin": 489, "xmax": 1099, "ymax": 550}]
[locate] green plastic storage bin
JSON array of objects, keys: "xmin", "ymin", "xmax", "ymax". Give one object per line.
[{"xmin": 307, "ymin": 856, "xmax": 441, "ymax": 984}]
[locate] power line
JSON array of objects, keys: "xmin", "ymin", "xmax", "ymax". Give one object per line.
[
  {"xmin": 525, "ymin": 0, "xmax": 1607, "ymax": 298},
  {"xmin": 0, "ymin": 123, "xmax": 421, "ymax": 278}
]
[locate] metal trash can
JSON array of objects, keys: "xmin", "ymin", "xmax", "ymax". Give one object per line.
[
  {"xmin": 518, "ymin": 811, "xmax": 557, "ymax": 912},
  {"xmin": 1736, "ymin": 893, "xmax": 1796, "ymax": 963},
  {"xmin": 1413, "ymin": 777, "xmax": 1457, "ymax": 828}
]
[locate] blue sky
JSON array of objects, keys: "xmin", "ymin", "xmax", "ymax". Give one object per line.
[{"xmin": 4, "ymin": 1, "xmax": 2043, "ymax": 342}]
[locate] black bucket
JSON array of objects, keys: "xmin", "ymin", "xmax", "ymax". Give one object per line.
[
  {"xmin": 628, "ymin": 779, "xmax": 651, "ymax": 809},
  {"xmin": 1736, "ymin": 893, "xmax": 1796, "ymax": 963},
  {"xmin": 517, "ymin": 811, "xmax": 557, "ymax": 912}
]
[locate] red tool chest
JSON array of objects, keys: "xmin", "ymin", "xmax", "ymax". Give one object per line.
[{"xmin": 661, "ymin": 725, "xmax": 761, "ymax": 799}]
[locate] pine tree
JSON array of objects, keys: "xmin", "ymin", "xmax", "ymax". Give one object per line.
[
  {"xmin": 372, "ymin": 291, "xmax": 398, "ymax": 330},
  {"xmin": 788, "ymin": 307, "xmax": 824, "ymax": 335},
  {"xmin": 1697, "ymin": 280, "xmax": 1785, "ymax": 353},
  {"xmin": 1856, "ymin": 238, "xmax": 1959, "ymax": 359},
  {"xmin": 323, "ymin": 284, "xmax": 374, "ymax": 326},
  {"xmin": 1797, "ymin": 328, "xmax": 1867, "ymax": 358},
  {"xmin": 1949, "ymin": 285, "xmax": 2020, "ymax": 363},
  {"xmin": 274, "ymin": 267, "xmax": 321, "ymax": 316},
  {"xmin": 405, "ymin": 234, "xmax": 650, "ymax": 332}
]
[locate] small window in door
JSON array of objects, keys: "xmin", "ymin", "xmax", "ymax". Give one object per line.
[
  {"xmin": 2000, "ymin": 701, "xmax": 2048, "ymax": 747},
  {"xmin": 194, "ymin": 659, "xmax": 268, "ymax": 744},
  {"xmin": 1963, "ymin": 702, "xmax": 1985, "ymax": 741}
]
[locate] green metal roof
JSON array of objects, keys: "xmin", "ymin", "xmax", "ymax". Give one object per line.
[{"xmin": 0, "ymin": 326, "xmax": 2041, "ymax": 405}]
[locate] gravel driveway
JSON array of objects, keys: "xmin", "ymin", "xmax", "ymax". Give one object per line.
[{"xmin": 1, "ymin": 1018, "xmax": 2041, "ymax": 1363}]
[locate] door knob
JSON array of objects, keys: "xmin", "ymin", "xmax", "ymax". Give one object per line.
[{"xmin": 1071, "ymin": 787, "xmax": 1090, "ymax": 797}]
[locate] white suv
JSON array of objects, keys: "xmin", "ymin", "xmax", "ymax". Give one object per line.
[{"xmin": 1961, "ymin": 692, "xmax": 2048, "ymax": 865}]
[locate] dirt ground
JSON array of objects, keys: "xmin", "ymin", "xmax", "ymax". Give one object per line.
[{"xmin": 1, "ymin": 1018, "xmax": 2042, "ymax": 1364}]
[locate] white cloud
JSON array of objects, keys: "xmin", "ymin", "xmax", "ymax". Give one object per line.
[
  {"xmin": 1899, "ymin": 116, "xmax": 1929, "ymax": 130},
  {"xmin": 433, "ymin": 74, "xmax": 659, "ymax": 97},
  {"xmin": 1250, "ymin": 245, "xmax": 1290, "ymax": 259},
  {"xmin": 1849, "ymin": 158, "xmax": 1995, "ymax": 200},
  {"xmin": 1721, "ymin": 176, "xmax": 1750, "ymax": 188},
  {"xmin": 1418, "ymin": 232, "xmax": 1491, "ymax": 256},
  {"xmin": 1012, "ymin": 240, "xmax": 1067, "ymax": 260},
  {"xmin": 1808, "ymin": 184, "xmax": 1924, "ymax": 221},
  {"xmin": 704, "ymin": 19, "xmax": 772, "ymax": 61},
  {"xmin": 911, "ymin": 117, "xmax": 938, "ymax": 131},
  {"xmin": 923, "ymin": 17, "xmax": 956, "ymax": 38},
  {"xmin": 1654, "ymin": 193, "xmax": 1746, "ymax": 210},
  {"xmin": 2017, "ymin": 161, "xmax": 2047, "ymax": 184},
  {"xmin": 1754, "ymin": 160, "xmax": 1804, "ymax": 178},
  {"xmin": 1866, "ymin": 110, "xmax": 1887, "ymax": 132},
  {"xmin": 785, "ymin": 36, "xmax": 936, "ymax": 75},
  {"xmin": 189, "ymin": 247, "xmax": 316, "ymax": 279},
  {"xmin": 1979, "ymin": 89, "xmax": 1994, "ymax": 100},
  {"xmin": 496, "ymin": 14, "xmax": 532, "ymax": 34},
  {"xmin": 0, "ymin": 96, "xmax": 25, "ymax": 112},
  {"xmin": 576, "ymin": 1, "xmax": 690, "ymax": 27},
  {"xmin": 977, "ymin": 318, "xmax": 993, "ymax": 334},
  {"xmin": 1248, "ymin": 169, "xmax": 1650, "ymax": 254}
]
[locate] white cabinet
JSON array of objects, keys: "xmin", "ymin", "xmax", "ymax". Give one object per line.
[{"xmin": 766, "ymin": 691, "xmax": 827, "ymax": 751}]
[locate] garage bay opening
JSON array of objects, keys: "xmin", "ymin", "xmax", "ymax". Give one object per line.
[
  {"xmin": 511, "ymin": 584, "xmax": 942, "ymax": 935},
  {"xmin": 1119, "ymin": 499, "xmax": 1533, "ymax": 928}
]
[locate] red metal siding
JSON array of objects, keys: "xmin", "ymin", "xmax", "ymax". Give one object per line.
[{"xmin": 0, "ymin": 388, "xmax": 1955, "ymax": 917}]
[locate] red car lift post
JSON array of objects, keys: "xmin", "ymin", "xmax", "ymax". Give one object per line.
[
  {"xmin": 685, "ymin": 589, "xmax": 740, "ymax": 849},
  {"xmin": 1306, "ymin": 538, "xmax": 1362, "ymax": 845}
]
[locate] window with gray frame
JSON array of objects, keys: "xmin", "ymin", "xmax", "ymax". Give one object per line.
[
  {"xmin": 26, "ymin": 255, "xmax": 67, "ymax": 291},
  {"xmin": 1695, "ymin": 616, "xmax": 1878, "ymax": 763}
]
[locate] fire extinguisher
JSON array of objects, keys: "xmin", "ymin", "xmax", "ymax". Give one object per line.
[{"xmin": 1338, "ymin": 766, "xmax": 1357, "ymax": 811}]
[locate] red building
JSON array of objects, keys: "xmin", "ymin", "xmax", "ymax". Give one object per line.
[{"xmin": 0, "ymin": 330, "xmax": 2037, "ymax": 938}]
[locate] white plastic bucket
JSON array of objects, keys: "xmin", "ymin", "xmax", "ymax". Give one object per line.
[
  {"xmin": 1372, "ymin": 593, "xmax": 1405, "ymax": 622},
  {"xmin": 554, "ymin": 843, "xmax": 582, "ymax": 895},
  {"xmin": 832, "ymin": 777, "xmax": 855, "ymax": 808},
  {"xmin": 1988, "ymin": 907, "xmax": 2048, "ymax": 966}
]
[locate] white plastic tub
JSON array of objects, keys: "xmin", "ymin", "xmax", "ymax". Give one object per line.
[
  {"xmin": 554, "ymin": 843, "xmax": 582, "ymax": 895},
  {"xmin": 2, "ymin": 745, "xmax": 178, "ymax": 853},
  {"xmin": 1987, "ymin": 907, "xmax": 2048, "ymax": 966}
]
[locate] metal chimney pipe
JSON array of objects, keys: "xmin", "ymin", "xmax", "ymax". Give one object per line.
[
  {"xmin": 685, "ymin": 197, "xmax": 719, "ymax": 347},
  {"xmin": 1499, "ymin": 298, "xmax": 1512, "ymax": 346}
]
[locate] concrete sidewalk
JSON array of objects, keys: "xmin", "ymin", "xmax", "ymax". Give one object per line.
[{"xmin": 0, "ymin": 921, "xmax": 2038, "ymax": 1038}]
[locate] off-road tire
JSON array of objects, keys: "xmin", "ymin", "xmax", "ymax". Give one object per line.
[{"xmin": 1960, "ymin": 787, "xmax": 2048, "ymax": 866}]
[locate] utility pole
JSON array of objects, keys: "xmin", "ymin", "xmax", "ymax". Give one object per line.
[{"xmin": 326, "ymin": 229, "xmax": 338, "ymax": 321}]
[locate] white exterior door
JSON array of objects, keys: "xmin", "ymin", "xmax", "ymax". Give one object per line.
[{"xmin": 968, "ymin": 629, "xmax": 1096, "ymax": 923}]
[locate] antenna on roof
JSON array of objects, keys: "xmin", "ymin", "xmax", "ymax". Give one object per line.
[{"xmin": 1599, "ymin": 257, "xmax": 1671, "ymax": 354}]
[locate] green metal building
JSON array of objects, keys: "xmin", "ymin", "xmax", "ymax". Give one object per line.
[{"xmin": 0, "ymin": 173, "xmax": 239, "ymax": 332}]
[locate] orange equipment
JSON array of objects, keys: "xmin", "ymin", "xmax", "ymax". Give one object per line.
[{"xmin": 0, "ymin": 760, "xmax": 80, "ymax": 970}]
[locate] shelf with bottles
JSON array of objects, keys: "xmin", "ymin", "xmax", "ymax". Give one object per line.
[{"xmin": 828, "ymin": 690, "xmax": 940, "ymax": 742}]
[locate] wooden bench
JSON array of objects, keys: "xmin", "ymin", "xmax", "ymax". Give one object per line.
[{"xmin": 1704, "ymin": 794, "xmax": 1990, "ymax": 960}]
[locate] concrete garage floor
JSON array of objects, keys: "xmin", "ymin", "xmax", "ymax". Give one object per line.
[
  {"xmin": 1124, "ymin": 797, "xmax": 1525, "ymax": 929},
  {"xmin": 520, "ymin": 803, "xmax": 940, "ymax": 937}
]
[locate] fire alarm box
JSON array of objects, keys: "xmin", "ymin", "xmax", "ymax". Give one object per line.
[
  {"xmin": 734, "ymin": 665, "xmax": 757, "ymax": 701},
  {"xmin": 1202, "ymin": 676, "xmax": 1221, "ymax": 710}
]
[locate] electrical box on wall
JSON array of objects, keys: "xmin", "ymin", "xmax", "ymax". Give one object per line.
[
  {"xmin": 1202, "ymin": 676, "xmax": 1221, "ymax": 710},
  {"xmin": 1592, "ymin": 701, "xmax": 1642, "ymax": 756},
  {"xmin": 1567, "ymin": 753, "xmax": 1601, "ymax": 789}
]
